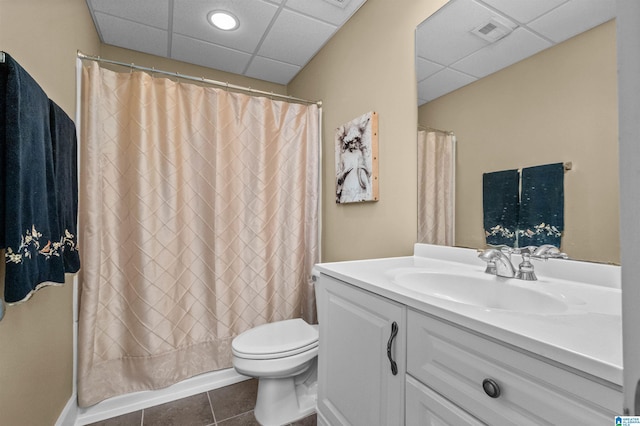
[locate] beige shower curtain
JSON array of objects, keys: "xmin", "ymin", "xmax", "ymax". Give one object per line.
[
  {"xmin": 77, "ymin": 62, "xmax": 319, "ymax": 406},
  {"xmin": 417, "ymin": 129, "xmax": 455, "ymax": 245}
]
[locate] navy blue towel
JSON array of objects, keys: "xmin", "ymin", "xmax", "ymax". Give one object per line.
[
  {"xmin": 0, "ymin": 53, "xmax": 68, "ymax": 303},
  {"xmin": 50, "ymin": 100, "xmax": 80, "ymax": 273},
  {"xmin": 517, "ymin": 163, "xmax": 564, "ymax": 247},
  {"xmin": 482, "ymin": 169, "xmax": 519, "ymax": 247}
]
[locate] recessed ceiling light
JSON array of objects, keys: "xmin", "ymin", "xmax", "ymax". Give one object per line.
[{"xmin": 208, "ymin": 11, "xmax": 239, "ymax": 31}]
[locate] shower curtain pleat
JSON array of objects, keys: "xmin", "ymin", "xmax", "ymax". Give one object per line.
[
  {"xmin": 417, "ymin": 130, "xmax": 455, "ymax": 245},
  {"xmin": 77, "ymin": 62, "xmax": 319, "ymax": 407}
]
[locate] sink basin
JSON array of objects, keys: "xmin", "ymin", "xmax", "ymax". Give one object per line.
[{"xmin": 393, "ymin": 271, "xmax": 568, "ymax": 314}]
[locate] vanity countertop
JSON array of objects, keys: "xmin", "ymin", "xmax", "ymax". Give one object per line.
[{"xmin": 313, "ymin": 244, "xmax": 622, "ymax": 387}]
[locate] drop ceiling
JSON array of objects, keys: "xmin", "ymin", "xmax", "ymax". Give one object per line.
[
  {"xmin": 86, "ymin": 0, "xmax": 367, "ymax": 86},
  {"xmin": 417, "ymin": 0, "xmax": 616, "ymax": 106}
]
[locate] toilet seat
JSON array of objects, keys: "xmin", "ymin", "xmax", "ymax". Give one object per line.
[{"xmin": 232, "ymin": 318, "xmax": 318, "ymax": 360}]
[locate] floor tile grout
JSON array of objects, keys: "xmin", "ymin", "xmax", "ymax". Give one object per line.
[
  {"xmin": 217, "ymin": 410, "xmax": 255, "ymax": 424},
  {"xmin": 206, "ymin": 390, "xmax": 217, "ymax": 425}
]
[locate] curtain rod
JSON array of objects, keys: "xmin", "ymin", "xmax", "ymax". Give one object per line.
[
  {"xmin": 418, "ymin": 125, "xmax": 454, "ymax": 135},
  {"xmin": 77, "ymin": 51, "xmax": 322, "ymax": 107}
]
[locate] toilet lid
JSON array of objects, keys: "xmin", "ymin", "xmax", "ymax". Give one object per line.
[{"xmin": 232, "ymin": 318, "xmax": 319, "ymax": 360}]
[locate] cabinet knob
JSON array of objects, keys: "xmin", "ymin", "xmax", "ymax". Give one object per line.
[{"xmin": 482, "ymin": 378, "xmax": 501, "ymax": 398}]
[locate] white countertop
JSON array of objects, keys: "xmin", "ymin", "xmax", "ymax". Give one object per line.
[{"xmin": 313, "ymin": 244, "xmax": 622, "ymax": 387}]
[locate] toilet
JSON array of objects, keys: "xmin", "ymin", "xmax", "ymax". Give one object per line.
[{"xmin": 231, "ymin": 318, "xmax": 319, "ymax": 426}]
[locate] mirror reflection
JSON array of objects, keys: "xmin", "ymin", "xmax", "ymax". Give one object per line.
[{"xmin": 416, "ymin": 0, "xmax": 619, "ymax": 264}]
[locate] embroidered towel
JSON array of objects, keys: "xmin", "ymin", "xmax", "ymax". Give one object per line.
[
  {"xmin": 517, "ymin": 163, "xmax": 564, "ymax": 247},
  {"xmin": 482, "ymin": 169, "xmax": 519, "ymax": 247},
  {"xmin": 49, "ymin": 100, "xmax": 80, "ymax": 273},
  {"xmin": 0, "ymin": 53, "xmax": 66, "ymax": 303}
]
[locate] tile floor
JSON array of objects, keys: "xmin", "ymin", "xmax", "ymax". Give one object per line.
[{"xmin": 87, "ymin": 379, "xmax": 317, "ymax": 426}]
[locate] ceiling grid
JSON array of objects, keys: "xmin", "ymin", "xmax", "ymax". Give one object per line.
[
  {"xmin": 86, "ymin": 0, "xmax": 367, "ymax": 85},
  {"xmin": 416, "ymin": 0, "xmax": 616, "ymax": 105}
]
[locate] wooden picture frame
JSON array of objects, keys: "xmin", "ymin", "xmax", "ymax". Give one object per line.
[{"xmin": 335, "ymin": 111, "xmax": 379, "ymax": 204}]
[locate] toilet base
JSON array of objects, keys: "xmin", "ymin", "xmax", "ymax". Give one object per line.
[{"xmin": 254, "ymin": 362, "xmax": 317, "ymax": 426}]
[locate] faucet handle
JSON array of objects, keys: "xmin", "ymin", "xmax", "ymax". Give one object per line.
[
  {"xmin": 483, "ymin": 259, "xmax": 497, "ymax": 275},
  {"xmin": 516, "ymin": 252, "xmax": 537, "ymax": 280},
  {"xmin": 531, "ymin": 244, "xmax": 569, "ymax": 260},
  {"xmin": 498, "ymin": 246, "xmax": 515, "ymax": 256},
  {"xmin": 532, "ymin": 244, "xmax": 557, "ymax": 256},
  {"xmin": 511, "ymin": 246, "xmax": 537, "ymax": 255},
  {"xmin": 477, "ymin": 248, "xmax": 499, "ymax": 274}
]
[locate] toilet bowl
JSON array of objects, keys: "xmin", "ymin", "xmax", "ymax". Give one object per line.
[{"xmin": 232, "ymin": 318, "xmax": 319, "ymax": 426}]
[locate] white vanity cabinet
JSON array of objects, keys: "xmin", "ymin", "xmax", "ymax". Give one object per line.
[
  {"xmin": 314, "ymin": 244, "xmax": 622, "ymax": 426},
  {"xmin": 315, "ymin": 274, "xmax": 406, "ymax": 426},
  {"xmin": 406, "ymin": 309, "xmax": 620, "ymax": 425}
]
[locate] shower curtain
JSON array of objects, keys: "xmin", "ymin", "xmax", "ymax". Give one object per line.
[
  {"xmin": 417, "ymin": 129, "xmax": 455, "ymax": 245},
  {"xmin": 77, "ymin": 62, "xmax": 319, "ymax": 407}
]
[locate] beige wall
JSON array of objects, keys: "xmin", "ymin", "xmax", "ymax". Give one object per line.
[
  {"xmin": 0, "ymin": 0, "xmax": 100, "ymax": 425},
  {"xmin": 419, "ymin": 20, "xmax": 619, "ymax": 264},
  {"xmin": 289, "ymin": 0, "xmax": 448, "ymax": 262}
]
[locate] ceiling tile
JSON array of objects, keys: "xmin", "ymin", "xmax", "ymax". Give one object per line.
[
  {"xmin": 528, "ymin": 0, "xmax": 616, "ymax": 42},
  {"xmin": 416, "ymin": 57, "xmax": 444, "ymax": 82},
  {"xmin": 418, "ymin": 68, "xmax": 477, "ymax": 103},
  {"xmin": 172, "ymin": 0, "xmax": 279, "ymax": 54},
  {"xmin": 86, "ymin": 0, "xmax": 368, "ymax": 85},
  {"xmin": 451, "ymin": 28, "xmax": 551, "ymax": 78},
  {"xmin": 285, "ymin": 0, "xmax": 364, "ymax": 26},
  {"xmin": 245, "ymin": 56, "xmax": 301, "ymax": 85},
  {"xmin": 416, "ymin": 0, "xmax": 516, "ymax": 66},
  {"xmin": 95, "ymin": 12, "xmax": 168, "ymax": 58},
  {"xmin": 480, "ymin": 0, "xmax": 568, "ymax": 24},
  {"xmin": 171, "ymin": 34, "xmax": 252, "ymax": 75},
  {"xmin": 258, "ymin": 9, "xmax": 337, "ymax": 66},
  {"xmin": 89, "ymin": 0, "xmax": 169, "ymax": 29},
  {"xmin": 416, "ymin": 0, "xmax": 617, "ymax": 105}
]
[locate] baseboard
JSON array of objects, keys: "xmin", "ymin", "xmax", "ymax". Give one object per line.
[
  {"xmin": 57, "ymin": 368, "xmax": 248, "ymax": 426},
  {"xmin": 56, "ymin": 394, "xmax": 79, "ymax": 426},
  {"xmin": 317, "ymin": 409, "xmax": 330, "ymax": 426}
]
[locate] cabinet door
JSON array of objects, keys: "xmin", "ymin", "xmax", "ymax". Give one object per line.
[
  {"xmin": 406, "ymin": 375, "xmax": 484, "ymax": 426},
  {"xmin": 316, "ymin": 274, "xmax": 405, "ymax": 426}
]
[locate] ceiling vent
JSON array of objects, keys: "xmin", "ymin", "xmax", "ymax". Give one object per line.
[
  {"xmin": 471, "ymin": 17, "xmax": 516, "ymax": 43},
  {"xmin": 322, "ymin": 0, "xmax": 350, "ymax": 9}
]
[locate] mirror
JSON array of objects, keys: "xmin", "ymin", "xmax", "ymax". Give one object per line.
[{"xmin": 416, "ymin": 0, "xmax": 619, "ymax": 264}]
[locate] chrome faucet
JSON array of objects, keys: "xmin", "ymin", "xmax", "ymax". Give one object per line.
[
  {"xmin": 479, "ymin": 245, "xmax": 568, "ymax": 281},
  {"xmin": 478, "ymin": 248, "xmax": 516, "ymax": 278}
]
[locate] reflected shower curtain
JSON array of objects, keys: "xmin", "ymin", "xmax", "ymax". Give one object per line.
[
  {"xmin": 78, "ymin": 62, "xmax": 319, "ymax": 406},
  {"xmin": 417, "ymin": 130, "xmax": 455, "ymax": 245}
]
